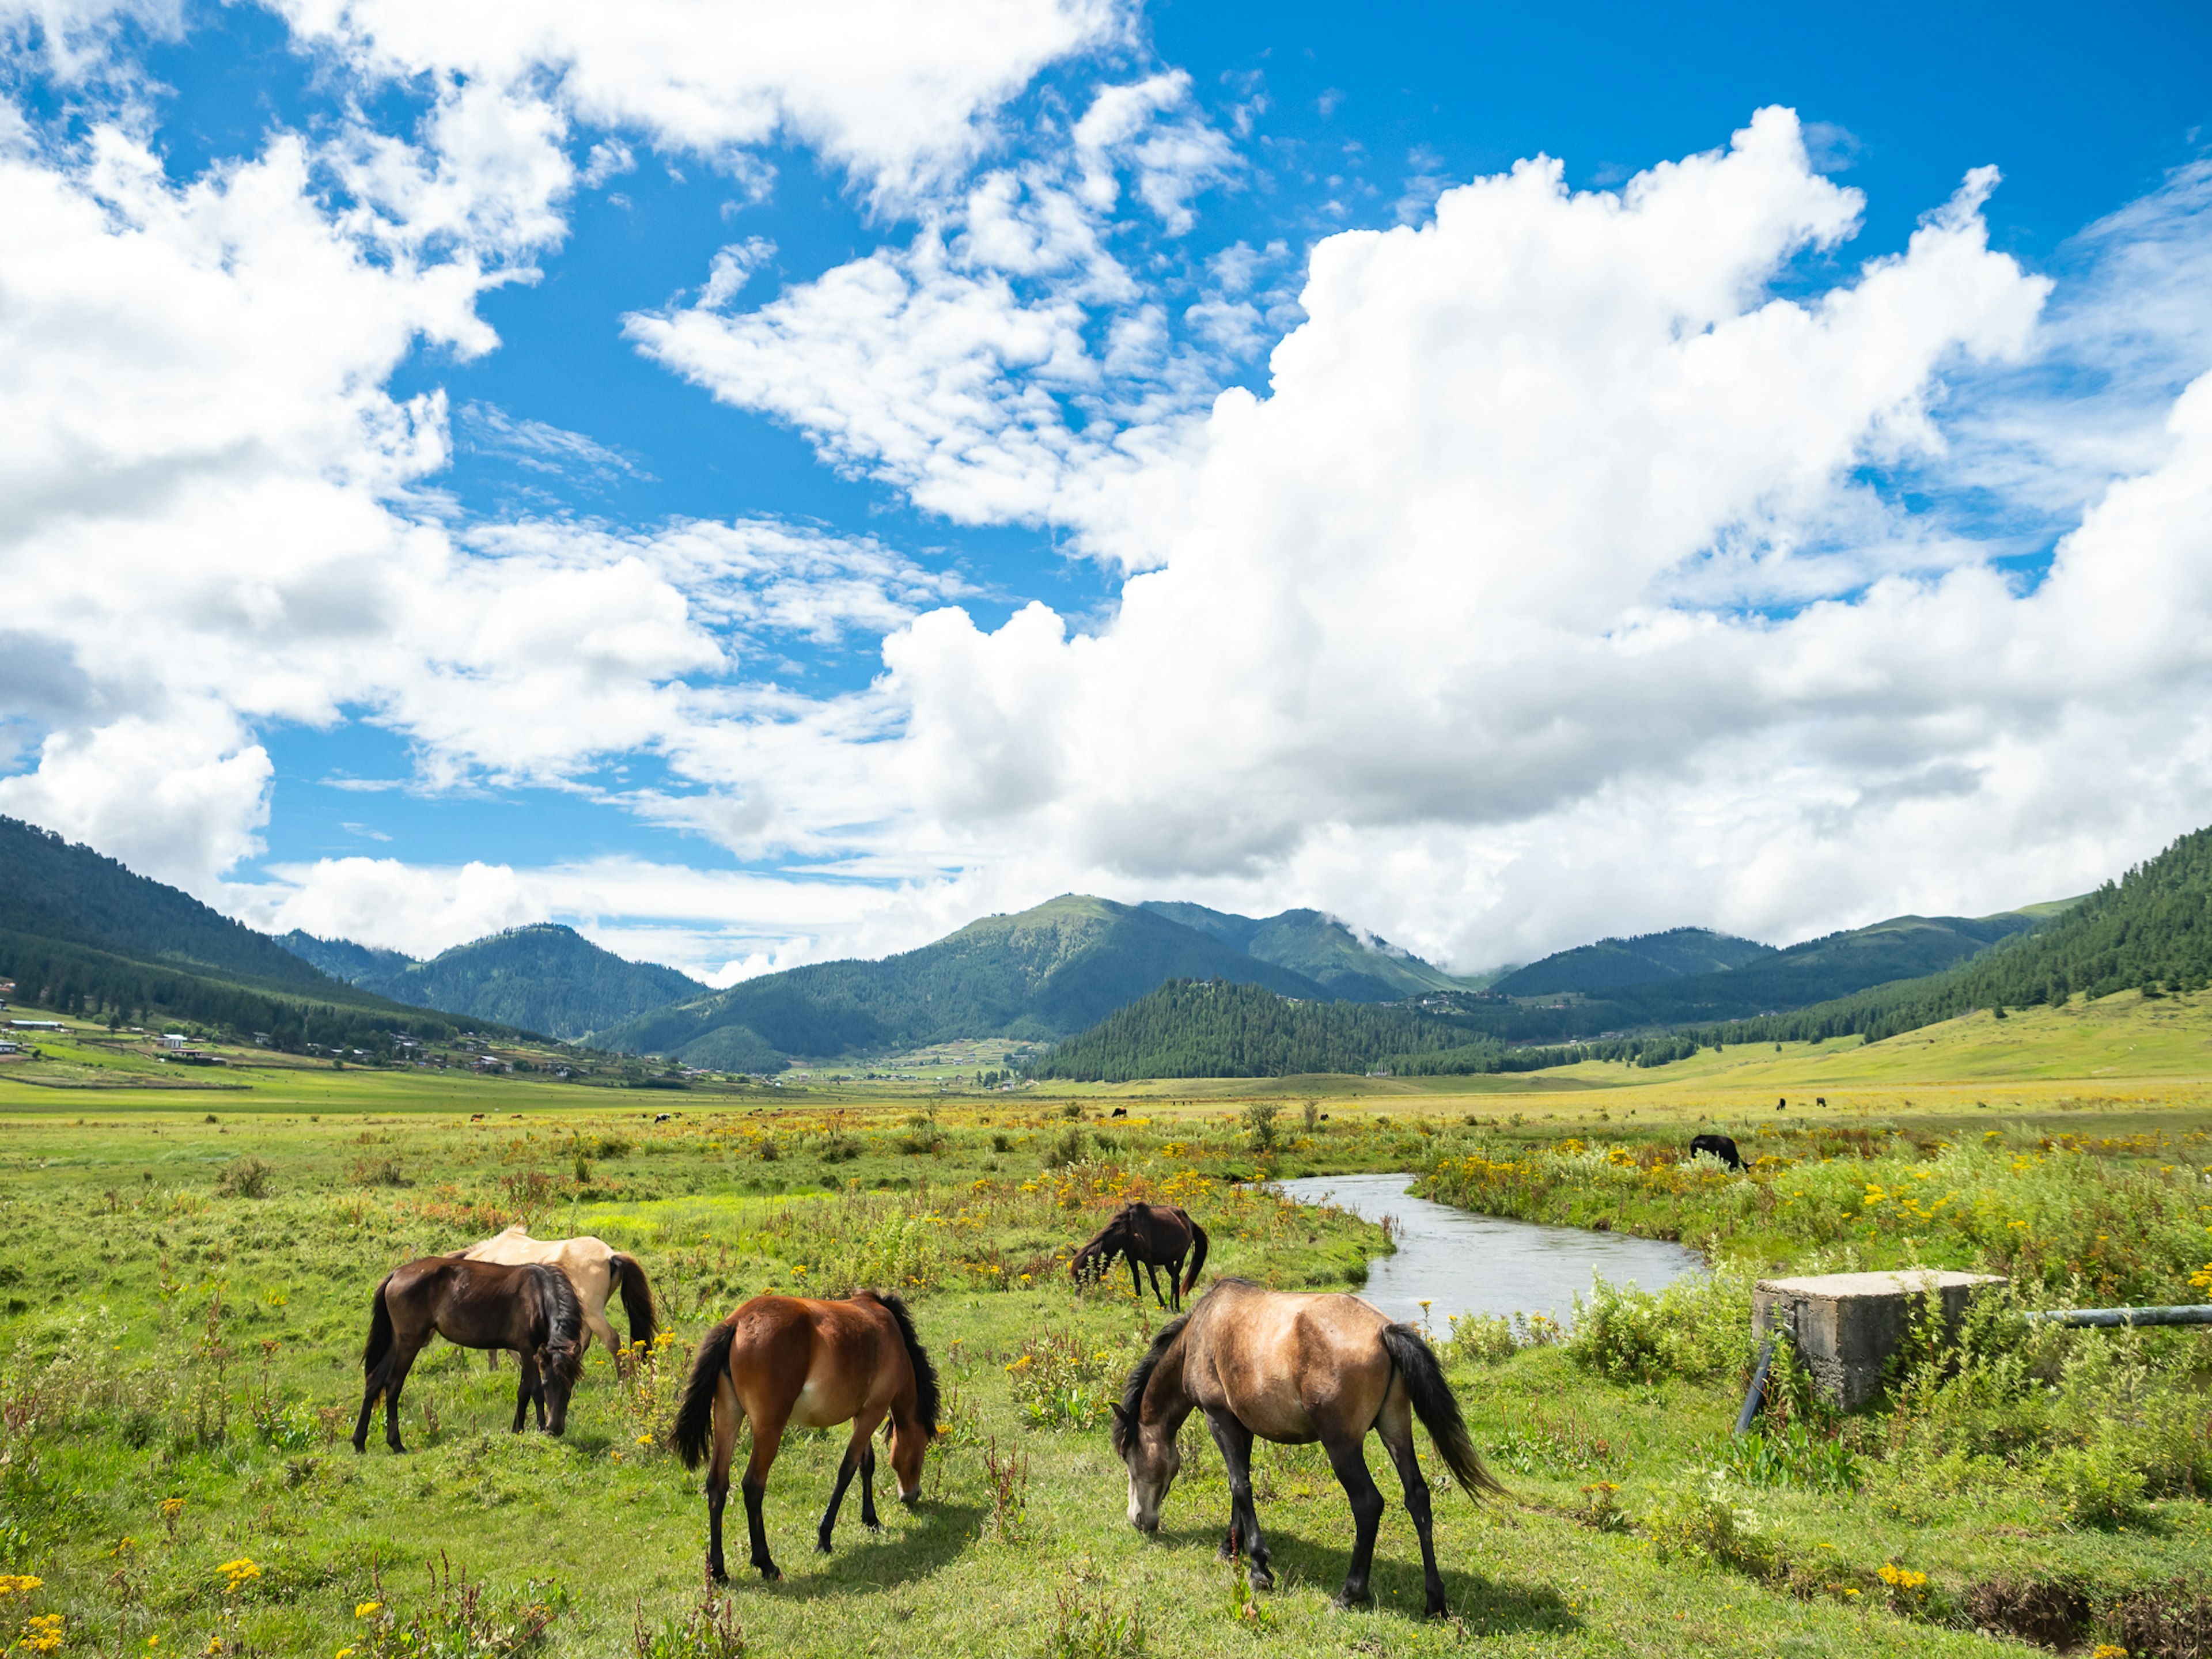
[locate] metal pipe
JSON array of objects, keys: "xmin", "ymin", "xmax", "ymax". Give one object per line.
[
  {"xmin": 2023, "ymin": 1304, "xmax": 2212, "ymax": 1328},
  {"xmin": 1733, "ymin": 1338, "xmax": 1776, "ymax": 1437}
]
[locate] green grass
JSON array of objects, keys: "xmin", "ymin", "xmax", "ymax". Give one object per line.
[{"xmin": 3, "ymin": 999, "xmax": 2212, "ymax": 1656}]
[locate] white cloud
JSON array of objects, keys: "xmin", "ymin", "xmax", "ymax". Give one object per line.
[{"xmin": 267, "ymin": 0, "xmax": 1126, "ymax": 194}]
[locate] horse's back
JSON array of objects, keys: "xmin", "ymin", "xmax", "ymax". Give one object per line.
[
  {"xmin": 726, "ymin": 1294, "xmax": 905, "ymax": 1427},
  {"xmin": 1187, "ymin": 1282, "xmax": 1396, "ymax": 1441}
]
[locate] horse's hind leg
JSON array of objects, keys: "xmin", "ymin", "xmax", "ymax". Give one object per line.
[
  {"xmin": 1379, "ymin": 1406, "xmax": 1447, "ymax": 1618},
  {"xmin": 741, "ymin": 1404, "xmax": 790, "ymax": 1581},
  {"xmin": 1165, "ymin": 1249, "xmax": 1187, "ymax": 1311},
  {"xmin": 382, "ymin": 1340, "xmax": 425, "ymax": 1454},
  {"xmin": 704, "ymin": 1374, "xmax": 743, "ymax": 1584},
  {"xmin": 1205, "ymin": 1409, "xmax": 1273, "ymax": 1589},
  {"xmin": 1145, "ymin": 1260, "xmax": 1171, "ymax": 1310},
  {"xmin": 1323, "ymin": 1431, "xmax": 1387, "ymax": 1609},
  {"xmin": 817, "ymin": 1411, "xmax": 885, "ymax": 1552}
]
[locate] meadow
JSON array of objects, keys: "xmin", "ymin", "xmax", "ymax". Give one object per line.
[{"xmin": 1, "ymin": 995, "xmax": 2209, "ymax": 1656}]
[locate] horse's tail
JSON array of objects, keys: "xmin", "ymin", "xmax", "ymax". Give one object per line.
[
  {"xmin": 876, "ymin": 1291, "xmax": 940, "ymax": 1437},
  {"xmin": 1180, "ymin": 1215, "xmax": 1210, "ymax": 1299},
  {"xmin": 361, "ymin": 1275, "xmax": 396, "ymax": 1399},
  {"xmin": 672, "ymin": 1320, "xmax": 736, "ymax": 1470},
  {"xmin": 1380, "ymin": 1323, "xmax": 1509, "ymax": 1501},
  {"xmin": 609, "ymin": 1252, "xmax": 658, "ymax": 1352}
]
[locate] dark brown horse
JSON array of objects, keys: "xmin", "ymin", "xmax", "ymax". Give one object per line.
[
  {"xmin": 1112, "ymin": 1278, "xmax": 1506, "ymax": 1616},
  {"xmin": 672, "ymin": 1291, "xmax": 940, "ymax": 1583},
  {"xmin": 352, "ymin": 1257, "xmax": 585, "ymax": 1454},
  {"xmin": 1071, "ymin": 1202, "xmax": 1209, "ymax": 1310}
]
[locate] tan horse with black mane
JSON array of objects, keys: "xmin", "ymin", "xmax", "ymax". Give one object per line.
[
  {"xmin": 462, "ymin": 1225, "xmax": 658, "ymax": 1368},
  {"xmin": 1112, "ymin": 1278, "xmax": 1506, "ymax": 1617},
  {"xmin": 673, "ymin": 1290, "xmax": 940, "ymax": 1583},
  {"xmin": 353, "ymin": 1257, "xmax": 585, "ymax": 1454}
]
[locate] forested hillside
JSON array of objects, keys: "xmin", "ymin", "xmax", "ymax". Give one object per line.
[
  {"xmin": 0, "ymin": 817, "xmax": 469, "ymax": 1049},
  {"xmin": 1691, "ymin": 828, "xmax": 2212, "ymax": 1047},
  {"xmin": 600, "ymin": 896, "xmax": 1330, "ymax": 1065},
  {"xmin": 1030, "ymin": 979, "xmax": 1689, "ymax": 1082},
  {"xmin": 1491, "ymin": 926, "xmax": 1775, "ymax": 995}
]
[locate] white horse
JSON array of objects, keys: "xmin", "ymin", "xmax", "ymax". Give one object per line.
[{"xmin": 461, "ymin": 1225, "xmax": 658, "ymax": 1370}]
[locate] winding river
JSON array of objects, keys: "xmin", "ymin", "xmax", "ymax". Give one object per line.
[{"xmin": 1274, "ymin": 1171, "xmax": 1705, "ymax": 1331}]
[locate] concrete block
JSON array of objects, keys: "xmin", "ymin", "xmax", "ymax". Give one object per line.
[{"xmin": 1752, "ymin": 1270, "xmax": 2005, "ymax": 1411}]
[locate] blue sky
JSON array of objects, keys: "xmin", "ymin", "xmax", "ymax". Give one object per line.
[{"xmin": 2, "ymin": 0, "xmax": 2209, "ymax": 979}]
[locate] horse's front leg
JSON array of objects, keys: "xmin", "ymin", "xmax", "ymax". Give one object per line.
[
  {"xmin": 511, "ymin": 1353, "xmax": 541, "ymax": 1433},
  {"xmin": 1205, "ymin": 1408, "xmax": 1272, "ymax": 1589},
  {"xmin": 1323, "ymin": 1432, "xmax": 1387, "ymax": 1609},
  {"xmin": 817, "ymin": 1411, "xmax": 885, "ymax": 1552},
  {"xmin": 1126, "ymin": 1251, "xmax": 1143, "ymax": 1304},
  {"xmin": 1380, "ymin": 1416, "xmax": 1447, "ymax": 1617}
]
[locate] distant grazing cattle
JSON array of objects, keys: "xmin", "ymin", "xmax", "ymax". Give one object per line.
[
  {"xmin": 1319, "ymin": 1113, "xmax": 1330, "ymax": 1122},
  {"xmin": 469, "ymin": 1113, "xmax": 484, "ymax": 1122},
  {"xmin": 654, "ymin": 1112, "xmax": 672, "ymax": 1124},
  {"xmin": 1111, "ymin": 1107, "xmax": 1127, "ymax": 1118},
  {"xmin": 1777, "ymin": 1097, "xmax": 1787, "ymax": 1111},
  {"xmin": 1690, "ymin": 1134, "xmax": 1744, "ymax": 1171},
  {"xmin": 1816, "ymin": 1097, "xmax": 1827, "ymax": 1108}
]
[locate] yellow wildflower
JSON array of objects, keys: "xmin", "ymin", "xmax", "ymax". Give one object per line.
[
  {"xmin": 20, "ymin": 1613, "xmax": 65, "ymax": 1654},
  {"xmin": 0, "ymin": 1577, "xmax": 43, "ymax": 1599},
  {"xmin": 215, "ymin": 1558, "xmax": 260, "ymax": 1592},
  {"xmin": 354, "ymin": 1601, "xmax": 381, "ymax": 1618}
]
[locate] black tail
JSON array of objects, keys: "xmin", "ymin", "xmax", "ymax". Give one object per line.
[
  {"xmin": 672, "ymin": 1321, "xmax": 736, "ymax": 1469},
  {"xmin": 361, "ymin": 1277, "xmax": 396, "ymax": 1402},
  {"xmin": 1380, "ymin": 1323, "xmax": 1509, "ymax": 1500},
  {"xmin": 877, "ymin": 1291, "xmax": 940, "ymax": 1436},
  {"xmin": 609, "ymin": 1252, "xmax": 658, "ymax": 1352},
  {"xmin": 1180, "ymin": 1217, "xmax": 1210, "ymax": 1299}
]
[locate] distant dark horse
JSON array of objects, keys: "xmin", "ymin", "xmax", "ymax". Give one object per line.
[
  {"xmin": 1114, "ymin": 1278, "xmax": 1508, "ymax": 1617},
  {"xmin": 354, "ymin": 1257, "xmax": 584, "ymax": 1453},
  {"xmin": 1690, "ymin": 1133, "xmax": 1744, "ymax": 1171},
  {"xmin": 1072, "ymin": 1202, "xmax": 1209, "ymax": 1310},
  {"xmin": 673, "ymin": 1291, "xmax": 940, "ymax": 1583}
]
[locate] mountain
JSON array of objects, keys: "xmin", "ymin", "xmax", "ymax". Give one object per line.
[
  {"xmin": 0, "ymin": 815, "xmax": 461, "ymax": 1048},
  {"xmin": 1492, "ymin": 927, "xmax": 1777, "ymax": 995},
  {"xmin": 278, "ymin": 923, "xmax": 703, "ymax": 1041},
  {"xmin": 599, "ymin": 895, "xmax": 1332, "ymax": 1065},
  {"xmin": 1137, "ymin": 901, "xmax": 1468, "ymax": 999},
  {"xmin": 279, "ymin": 931, "xmax": 415, "ymax": 987}
]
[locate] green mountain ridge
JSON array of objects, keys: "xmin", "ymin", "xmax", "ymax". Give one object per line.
[
  {"xmin": 0, "ymin": 815, "xmax": 471, "ymax": 1049},
  {"xmin": 278, "ymin": 924, "xmax": 704, "ymax": 1041},
  {"xmin": 597, "ymin": 895, "xmax": 1334, "ymax": 1065},
  {"xmin": 1492, "ymin": 926, "xmax": 1777, "ymax": 995},
  {"xmin": 1137, "ymin": 900, "xmax": 1470, "ymax": 999}
]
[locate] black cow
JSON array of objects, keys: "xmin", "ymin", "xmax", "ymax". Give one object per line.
[
  {"xmin": 1111, "ymin": 1107, "xmax": 1127, "ymax": 1118},
  {"xmin": 1690, "ymin": 1133, "xmax": 1744, "ymax": 1171}
]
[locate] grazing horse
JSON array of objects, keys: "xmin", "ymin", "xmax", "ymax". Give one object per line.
[
  {"xmin": 1112, "ymin": 1278, "xmax": 1506, "ymax": 1617},
  {"xmin": 1071, "ymin": 1202, "xmax": 1209, "ymax": 1310},
  {"xmin": 463, "ymin": 1225, "xmax": 658, "ymax": 1370},
  {"xmin": 1689, "ymin": 1133, "xmax": 1744, "ymax": 1170},
  {"xmin": 673, "ymin": 1291, "xmax": 940, "ymax": 1583},
  {"xmin": 353, "ymin": 1257, "xmax": 584, "ymax": 1454}
]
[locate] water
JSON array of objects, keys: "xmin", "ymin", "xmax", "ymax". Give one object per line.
[{"xmin": 1273, "ymin": 1172, "xmax": 1705, "ymax": 1331}]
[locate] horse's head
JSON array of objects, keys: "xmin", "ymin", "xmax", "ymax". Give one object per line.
[
  {"xmin": 533, "ymin": 1266, "xmax": 586, "ymax": 1435},
  {"xmin": 1111, "ymin": 1312, "xmax": 1190, "ymax": 1533},
  {"xmin": 887, "ymin": 1415, "xmax": 929, "ymax": 1503},
  {"xmin": 1111, "ymin": 1401, "xmax": 1180, "ymax": 1532}
]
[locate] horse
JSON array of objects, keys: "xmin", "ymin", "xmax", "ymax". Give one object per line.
[
  {"xmin": 672, "ymin": 1290, "xmax": 940, "ymax": 1583},
  {"xmin": 1689, "ymin": 1133, "xmax": 1744, "ymax": 1170},
  {"xmin": 1112, "ymin": 1278, "xmax": 1506, "ymax": 1617},
  {"xmin": 462, "ymin": 1224, "xmax": 658, "ymax": 1371},
  {"xmin": 353, "ymin": 1257, "xmax": 584, "ymax": 1454},
  {"xmin": 1071, "ymin": 1202, "xmax": 1209, "ymax": 1310}
]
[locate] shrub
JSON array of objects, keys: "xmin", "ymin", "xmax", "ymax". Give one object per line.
[
  {"xmin": 1565, "ymin": 1266, "xmax": 1751, "ymax": 1384},
  {"xmin": 1241, "ymin": 1103, "xmax": 1279, "ymax": 1150},
  {"xmin": 1639, "ymin": 1471, "xmax": 1774, "ymax": 1576},
  {"xmin": 214, "ymin": 1157, "xmax": 270, "ymax": 1199}
]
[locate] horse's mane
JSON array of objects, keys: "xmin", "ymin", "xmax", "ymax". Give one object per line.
[
  {"xmin": 531, "ymin": 1264, "xmax": 585, "ymax": 1384},
  {"xmin": 874, "ymin": 1291, "xmax": 941, "ymax": 1435},
  {"xmin": 1113, "ymin": 1311, "xmax": 1190, "ymax": 1459}
]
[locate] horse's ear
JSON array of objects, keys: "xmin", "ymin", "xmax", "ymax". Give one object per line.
[{"xmin": 1111, "ymin": 1402, "xmax": 1131, "ymax": 1426}]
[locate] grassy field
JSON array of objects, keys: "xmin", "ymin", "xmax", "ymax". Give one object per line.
[{"xmin": 2, "ymin": 993, "xmax": 2210, "ymax": 1656}]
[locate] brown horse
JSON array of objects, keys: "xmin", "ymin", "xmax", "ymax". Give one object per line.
[
  {"xmin": 352, "ymin": 1257, "xmax": 585, "ymax": 1454},
  {"xmin": 1112, "ymin": 1278, "xmax": 1506, "ymax": 1616},
  {"xmin": 462, "ymin": 1225, "xmax": 659, "ymax": 1370},
  {"xmin": 1071, "ymin": 1202, "xmax": 1209, "ymax": 1310},
  {"xmin": 672, "ymin": 1290, "xmax": 940, "ymax": 1583}
]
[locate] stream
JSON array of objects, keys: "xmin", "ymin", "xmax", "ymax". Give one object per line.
[{"xmin": 1273, "ymin": 1171, "xmax": 1705, "ymax": 1331}]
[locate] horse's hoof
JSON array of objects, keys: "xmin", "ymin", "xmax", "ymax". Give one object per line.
[
  {"xmin": 758, "ymin": 1565, "xmax": 782, "ymax": 1583},
  {"xmin": 862, "ymin": 1520, "xmax": 883, "ymax": 1533},
  {"xmin": 1330, "ymin": 1590, "xmax": 1372, "ymax": 1612},
  {"xmin": 815, "ymin": 1538, "xmax": 834, "ymax": 1554},
  {"xmin": 1424, "ymin": 1601, "xmax": 1450, "ymax": 1621},
  {"xmin": 1251, "ymin": 1567, "xmax": 1276, "ymax": 1592}
]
